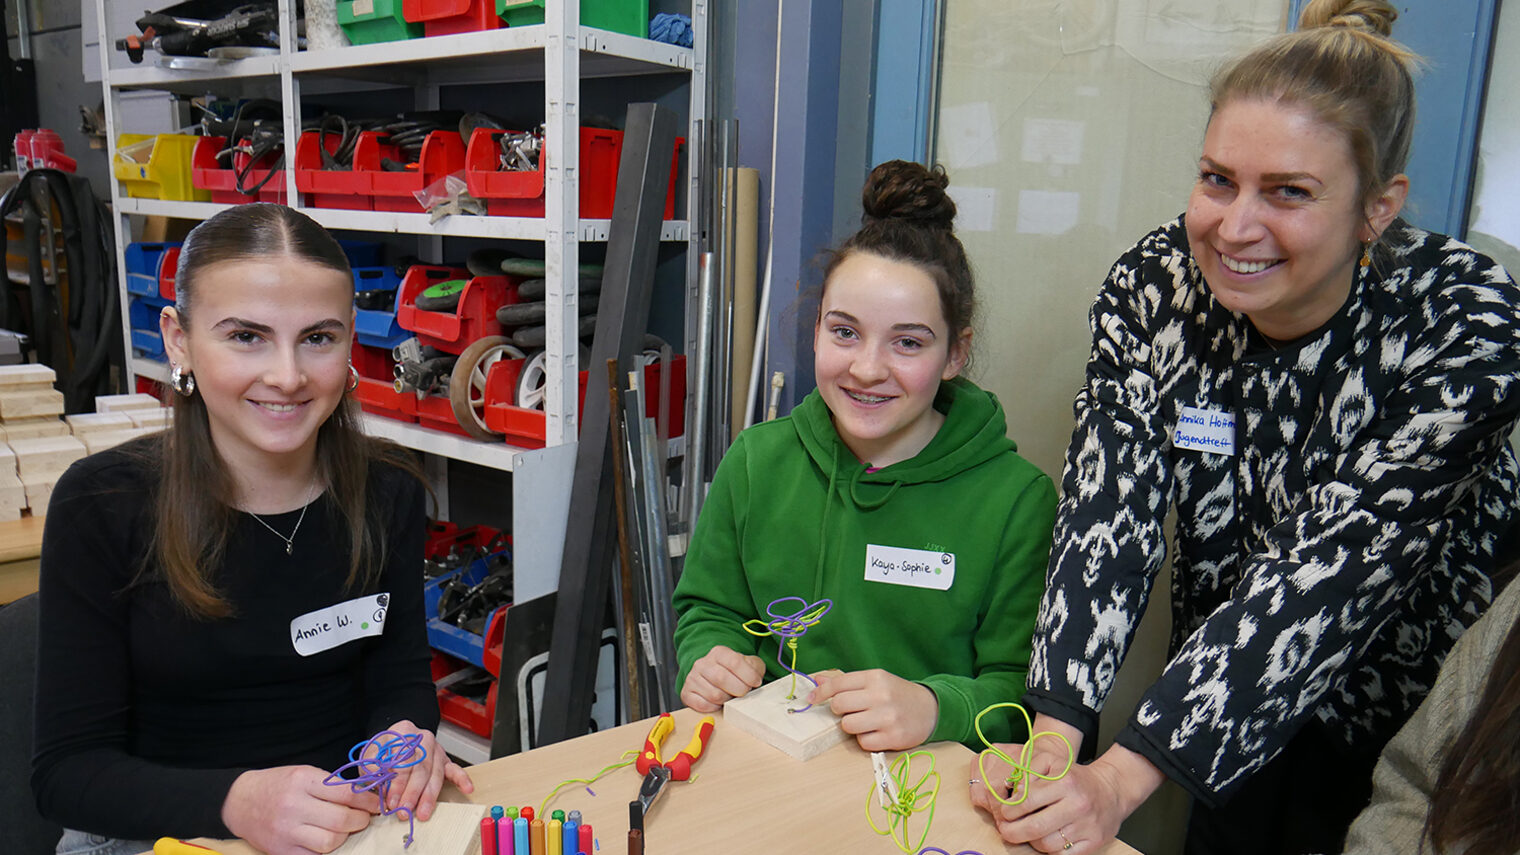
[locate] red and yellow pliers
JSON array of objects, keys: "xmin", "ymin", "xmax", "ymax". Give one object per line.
[{"xmin": 631, "ymin": 713, "xmax": 715, "ymax": 828}]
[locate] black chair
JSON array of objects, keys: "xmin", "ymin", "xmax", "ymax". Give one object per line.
[{"xmin": 0, "ymin": 594, "xmax": 63, "ymax": 854}]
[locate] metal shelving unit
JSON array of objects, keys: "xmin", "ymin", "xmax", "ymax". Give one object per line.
[{"xmin": 93, "ymin": 0, "xmax": 707, "ymax": 765}]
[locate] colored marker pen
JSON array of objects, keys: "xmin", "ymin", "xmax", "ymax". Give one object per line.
[
  {"xmin": 492, "ymin": 805, "xmax": 506, "ymax": 821},
  {"xmin": 627, "ymin": 828, "xmax": 643, "ymax": 855},
  {"xmin": 481, "ymin": 817, "xmax": 498, "ymax": 855},
  {"xmin": 577, "ymin": 823, "xmax": 593, "ymax": 855},
  {"xmin": 521, "ymin": 806, "xmax": 535, "ymax": 822},
  {"xmin": 515, "ymin": 817, "xmax": 529, "ymax": 854},
  {"xmin": 530, "ymin": 818, "xmax": 546, "ymax": 855},
  {"xmin": 568, "ymin": 810, "xmax": 582, "ymax": 826},
  {"xmin": 551, "ymin": 809, "xmax": 565, "ymax": 823},
  {"xmin": 562, "ymin": 819, "xmax": 578, "ymax": 855},
  {"xmin": 548, "ymin": 819, "xmax": 562, "ymax": 855},
  {"xmin": 498, "ymin": 817, "xmax": 514, "ymax": 855},
  {"xmin": 508, "ymin": 806, "xmax": 520, "ymax": 820}
]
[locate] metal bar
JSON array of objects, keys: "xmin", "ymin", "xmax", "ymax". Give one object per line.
[
  {"xmin": 682, "ymin": 252, "xmax": 716, "ymax": 533},
  {"xmin": 605, "ymin": 357, "xmax": 643, "ymax": 723},
  {"xmin": 538, "ymin": 102, "xmax": 679, "ymax": 745},
  {"xmin": 633, "ymin": 369, "xmax": 679, "ymax": 711}
]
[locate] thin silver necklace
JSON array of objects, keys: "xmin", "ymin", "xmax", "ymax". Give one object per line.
[{"xmin": 249, "ymin": 477, "xmax": 320, "ymax": 556}]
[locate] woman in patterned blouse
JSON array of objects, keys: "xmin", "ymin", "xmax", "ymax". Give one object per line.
[{"xmin": 970, "ymin": 2, "xmax": 1520, "ymax": 854}]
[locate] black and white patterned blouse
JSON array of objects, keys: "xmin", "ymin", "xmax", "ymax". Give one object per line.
[{"xmin": 1024, "ymin": 216, "xmax": 1520, "ymax": 805}]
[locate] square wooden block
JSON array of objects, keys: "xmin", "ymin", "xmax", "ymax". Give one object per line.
[
  {"xmin": 66, "ymin": 412, "xmax": 137, "ymax": 435},
  {"xmin": 94, "ymin": 393, "xmax": 164, "ymax": 413},
  {"xmin": 0, "ymin": 363, "xmax": 56, "ymax": 389},
  {"xmin": 329, "ymin": 801, "xmax": 486, "ymax": 855},
  {"xmin": 0, "ymin": 389, "xmax": 64, "ymax": 420},
  {"xmin": 1, "ymin": 417, "xmax": 68, "ymax": 441},
  {"xmin": 723, "ymin": 676, "xmax": 850, "ymax": 761},
  {"xmin": 8, "ymin": 435, "xmax": 86, "ymax": 482}
]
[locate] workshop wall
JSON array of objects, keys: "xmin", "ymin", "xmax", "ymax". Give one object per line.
[
  {"xmin": 1468, "ymin": 0, "xmax": 1520, "ymax": 277},
  {"xmin": 4, "ymin": 0, "xmax": 111, "ymax": 195}
]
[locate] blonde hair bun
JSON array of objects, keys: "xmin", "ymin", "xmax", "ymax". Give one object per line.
[{"xmin": 1298, "ymin": 0, "xmax": 1398, "ymax": 38}]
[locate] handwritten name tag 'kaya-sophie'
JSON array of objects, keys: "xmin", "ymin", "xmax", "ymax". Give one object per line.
[
  {"xmin": 1173, "ymin": 405, "xmax": 1236, "ymax": 456},
  {"xmin": 865, "ymin": 544, "xmax": 955, "ymax": 591},
  {"xmin": 291, "ymin": 593, "xmax": 390, "ymax": 657}
]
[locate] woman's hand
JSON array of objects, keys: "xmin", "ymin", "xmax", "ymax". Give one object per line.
[
  {"xmin": 973, "ymin": 743, "xmax": 1164, "ymax": 854},
  {"xmin": 379, "ymin": 719, "xmax": 475, "ymax": 821},
  {"xmin": 809, "ymin": 669, "xmax": 938, "ymax": 751},
  {"xmin": 681, "ymin": 645, "xmax": 766, "ymax": 712},
  {"xmin": 222, "ymin": 765, "xmax": 378, "ymax": 855}
]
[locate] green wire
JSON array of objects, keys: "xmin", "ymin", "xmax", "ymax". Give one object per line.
[
  {"xmin": 537, "ymin": 750, "xmax": 638, "ymax": 817},
  {"xmin": 864, "ymin": 749, "xmax": 941, "ymax": 854},
  {"xmin": 973, "ymin": 702, "xmax": 1074, "ymax": 806}
]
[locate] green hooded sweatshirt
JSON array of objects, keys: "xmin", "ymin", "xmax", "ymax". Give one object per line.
[{"xmin": 673, "ymin": 376, "xmax": 1056, "ymax": 747}]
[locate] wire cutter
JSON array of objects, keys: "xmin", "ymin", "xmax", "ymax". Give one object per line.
[{"xmin": 629, "ymin": 713, "xmax": 715, "ymax": 831}]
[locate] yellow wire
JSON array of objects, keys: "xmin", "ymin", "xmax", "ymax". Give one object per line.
[
  {"xmin": 973, "ymin": 702, "xmax": 1074, "ymax": 806},
  {"xmin": 864, "ymin": 750, "xmax": 940, "ymax": 854},
  {"xmin": 537, "ymin": 750, "xmax": 638, "ymax": 817}
]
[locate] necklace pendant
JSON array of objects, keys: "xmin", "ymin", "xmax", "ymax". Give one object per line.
[{"xmin": 285, "ymin": 542, "xmax": 293, "ymax": 556}]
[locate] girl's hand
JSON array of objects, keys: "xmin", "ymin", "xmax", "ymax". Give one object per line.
[
  {"xmin": 222, "ymin": 765, "xmax": 378, "ymax": 855},
  {"xmin": 681, "ymin": 645, "xmax": 766, "ymax": 712},
  {"xmin": 377, "ymin": 720, "xmax": 475, "ymax": 821},
  {"xmin": 809, "ymin": 668, "xmax": 938, "ymax": 751}
]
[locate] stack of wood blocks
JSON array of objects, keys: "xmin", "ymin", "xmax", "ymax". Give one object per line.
[{"xmin": 0, "ymin": 372, "xmax": 171, "ymax": 519}]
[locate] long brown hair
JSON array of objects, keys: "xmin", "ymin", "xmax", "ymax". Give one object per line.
[
  {"xmin": 1208, "ymin": 0, "xmax": 1418, "ymax": 243},
  {"xmin": 145, "ymin": 203, "xmax": 422, "ymax": 618},
  {"xmin": 1425, "ymin": 593, "xmax": 1520, "ymax": 854}
]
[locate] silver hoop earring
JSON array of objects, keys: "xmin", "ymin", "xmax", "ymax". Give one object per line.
[
  {"xmin": 347, "ymin": 362, "xmax": 360, "ymax": 393},
  {"xmin": 170, "ymin": 363, "xmax": 196, "ymax": 397}
]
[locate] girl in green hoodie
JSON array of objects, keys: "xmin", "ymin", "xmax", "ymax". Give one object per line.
[{"xmin": 673, "ymin": 160, "xmax": 1057, "ymax": 750}]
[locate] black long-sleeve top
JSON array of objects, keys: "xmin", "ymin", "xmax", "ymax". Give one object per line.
[
  {"xmin": 1026, "ymin": 217, "xmax": 1520, "ymax": 805},
  {"xmin": 31, "ymin": 440, "xmax": 438, "ymax": 839}
]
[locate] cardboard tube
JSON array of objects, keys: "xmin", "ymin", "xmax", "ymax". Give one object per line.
[{"xmin": 729, "ymin": 167, "xmax": 760, "ymax": 439}]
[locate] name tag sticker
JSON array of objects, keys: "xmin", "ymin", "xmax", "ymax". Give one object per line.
[
  {"xmin": 291, "ymin": 593, "xmax": 390, "ymax": 657},
  {"xmin": 864, "ymin": 544, "xmax": 955, "ymax": 591},
  {"xmin": 1174, "ymin": 405, "xmax": 1236, "ymax": 456}
]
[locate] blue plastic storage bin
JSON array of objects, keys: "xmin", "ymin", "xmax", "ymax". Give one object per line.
[{"xmin": 353, "ymin": 266, "xmax": 409, "ymax": 349}]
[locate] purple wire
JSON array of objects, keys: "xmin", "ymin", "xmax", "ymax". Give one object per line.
[
  {"xmin": 917, "ymin": 849, "xmax": 984, "ymax": 855},
  {"xmin": 760, "ymin": 596, "xmax": 833, "ymax": 713},
  {"xmin": 323, "ymin": 730, "xmax": 428, "ymax": 848}
]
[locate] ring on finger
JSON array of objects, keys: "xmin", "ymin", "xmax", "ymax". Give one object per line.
[
  {"xmin": 1059, "ymin": 828, "xmax": 1074, "ymax": 851},
  {"xmin": 969, "ymin": 777, "xmax": 982, "ymax": 786}
]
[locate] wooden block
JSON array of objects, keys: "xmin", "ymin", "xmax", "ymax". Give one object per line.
[
  {"xmin": 66, "ymin": 412, "xmax": 136, "ymax": 435},
  {"xmin": 0, "ymin": 389, "xmax": 64, "ymax": 420},
  {"xmin": 1, "ymin": 417, "xmax": 68, "ymax": 441},
  {"xmin": 126, "ymin": 407, "xmax": 171, "ymax": 429},
  {"xmin": 329, "ymin": 801, "xmax": 486, "ymax": 855},
  {"xmin": 22, "ymin": 473, "xmax": 56, "ymax": 514},
  {"xmin": 722, "ymin": 676, "xmax": 851, "ymax": 761},
  {"xmin": 0, "ymin": 467, "xmax": 24, "ymax": 520},
  {"xmin": 8, "ymin": 435, "xmax": 86, "ymax": 482},
  {"xmin": 94, "ymin": 393, "xmax": 164, "ymax": 413},
  {"xmin": 80, "ymin": 427, "xmax": 157, "ymax": 455},
  {"xmin": 0, "ymin": 363, "xmax": 56, "ymax": 389}
]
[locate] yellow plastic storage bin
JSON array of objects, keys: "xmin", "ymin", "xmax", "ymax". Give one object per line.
[{"xmin": 114, "ymin": 134, "xmax": 211, "ymax": 201}]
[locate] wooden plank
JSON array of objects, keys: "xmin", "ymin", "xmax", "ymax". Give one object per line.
[
  {"xmin": 722, "ymin": 676, "xmax": 850, "ymax": 761},
  {"xmin": 0, "ymin": 389, "xmax": 65, "ymax": 420},
  {"xmin": 8, "ymin": 435, "xmax": 86, "ymax": 481},
  {"xmin": 66, "ymin": 412, "xmax": 136, "ymax": 435},
  {"xmin": 1, "ymin": 417, "xmax": 69, "ymax": 441},
  {"xmin": 94, "ymin": 393, "xmax": 164, "ymax": 413}
]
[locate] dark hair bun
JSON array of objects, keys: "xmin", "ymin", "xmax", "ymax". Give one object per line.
[
  {"xmin": 1299, "ymin": 0, "xmax": 1397, "ymax": 37},
  {"xmin": 860, "ymin": 160, "xmax": 956, "ymax": 231}
]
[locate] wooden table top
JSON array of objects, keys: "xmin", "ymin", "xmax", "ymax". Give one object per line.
[
  {"xmin": 190, "ymin": 707, "xmax": 1143, "ymax": 855},
  {"xmin": 0, "ymin": 513, "xmax": 43, "ymax": 562}
]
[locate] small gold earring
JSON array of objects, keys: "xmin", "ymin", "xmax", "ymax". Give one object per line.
[{"xmin": 1360, "ymin": 240, "xmax": 1373, "ymax": 268}]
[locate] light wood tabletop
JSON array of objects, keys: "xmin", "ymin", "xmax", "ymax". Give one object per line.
[
  {"xmin": 187, "ymin": 707, "xmax": 1144, "ymax": 855},
  {"xmin": 0, "ymin": 513, "xmax": 43, "ymax": 603}
]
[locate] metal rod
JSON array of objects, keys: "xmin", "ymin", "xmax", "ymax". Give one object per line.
[
  {"xmin": 16, "ymin": 0, "xmax": 31, "ymax": 59},
  {"xmin": 683, "ymin": 252, "xmax": 717, "ymax": 530},
  {"xmin": 605, "ymin": 358, "xmax": 643, "ymax": 723},
  {"xmin": 634, "ymin": 368, "xmax": 679, "ymax": 712}
]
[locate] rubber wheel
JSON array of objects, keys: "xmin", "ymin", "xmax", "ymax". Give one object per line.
[
  {"xmin": 448, "ymin": 336, "xmax": 525, "ymax": 440},
  {"xmin": 513, "ymin": 345, "xmax": 591, "ymax": 409},
  {"xmin": 516, "ymin": 275, "xmax": 602, "ymax": 300},
  {"xmin": 415, "ymin": 279, "xmax": 467, "ymax": 312}
]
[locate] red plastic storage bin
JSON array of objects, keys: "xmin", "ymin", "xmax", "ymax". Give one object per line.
[
  {"xmin": 464, "ymin": 126, "xmax": 681, "ymax": 219},
  {"xmin": 403, "ymin": 0, "xmax": 504, "ymax": 36},
  {"xmin": 395, "ymin": 265, "xmax": 518, "ymax": 353},
  {"xmin": 294, "ymin": 130, "xmax": 376, "ymax": 210},
  {"xmin": 483, "ymin": 353, "xmax": 685, "ymax": 449},
  {"xmin": 157, "ymin": 246, "xmax": 182, "ymax": 301},
  {"xmin": 355, "ymin": 130, "xmax": 466, "ymax": 213},
  {"xmin": 191, "ymin": 135, "xmax": 287, "ymax": 205},
  {"xmin": 351, "ymin": 341, "xmax": 417, "ymax": 423}
]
